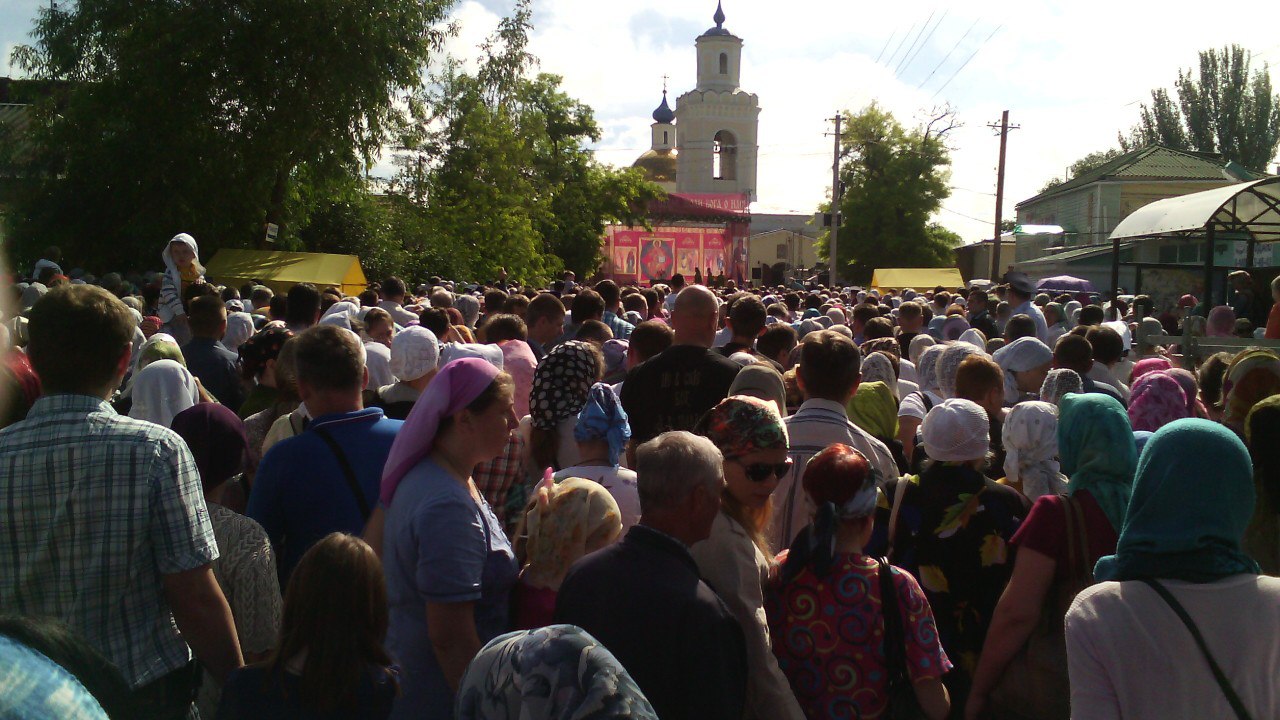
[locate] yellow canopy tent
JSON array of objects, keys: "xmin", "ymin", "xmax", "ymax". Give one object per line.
[
  {"xmin": 869, "ymin": 268, "xmax": 965, "ymax": 292},
  {"xmin": 204, "ymin": 249, "xmax": 368, "ymax": 297}
]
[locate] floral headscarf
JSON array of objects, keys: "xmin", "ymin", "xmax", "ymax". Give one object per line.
[
  {"xmin": 521, "ymin": 476, "xmax": 621, "ymax": 591},
  {"xmin": 530, "ymin": 341, "xmax": 600, "ymax": 431},
  {"xmin": 1128, "ymin": 371, "xmax": 1189, "ymax": 432},
  {"xmin": 1002, "ymin": 401, "xmax": 1067, "ymax": 500},
  {"xmin": 1223, "ymin": 349, "xmax": 1280, "ymax": 431},
  {"xmin": 908, "ymin": 334, "xmax": 936, "ymax": 364},
  {"xmin": 860, "ymin": 352, "xmax": 899, "ymax": 399},
  {"xmin": 573, "ymin": 383, "xmax": 631, "ymax": 467},
  {"xmin": 847, "ymin": 381, "xmax": 899, "ymax": 440},
  {"xmin": 1039, "ymin": 368, "xmax": 1083, "ymax": 406},
  {"xmin": 936, "ymin": 342, "xmax": 982, "ymax": 399},
  {"xmin": 915, "ymin": 343, "xmax": 946, "ymax": 395},
  {"xmin": 698, "ymin": 395, "xmax": 788, "ymax": 459},
  {"xmin": 237, "ymin": 326, "xmax": 293, "ymax": 381}
]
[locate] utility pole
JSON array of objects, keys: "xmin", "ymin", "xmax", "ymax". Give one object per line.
[
  {"xmin": 987, "ymin": 110, "xmax": 1019, "ymax": 280},
  {"xmin": 827, "ymin": 113, "xmax": 843, "ymax": 289}
]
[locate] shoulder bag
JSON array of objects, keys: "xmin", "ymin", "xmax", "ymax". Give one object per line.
[
  {"xmin": 313, "ymin": 426, "xmax": 372, "ymax": 525},
  {"xmin": 878, "ymin": 558, "xmax": 927, "ymax": 720}
]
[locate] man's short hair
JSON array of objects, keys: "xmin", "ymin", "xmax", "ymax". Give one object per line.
[
  {"xmin": 27, "ymin": 285, "xmax": 134, "ymax": 395},
  {"xmin": 1004, "ymin": 314, "xmax": 1037, "ymax": 341},
  {"xmin": 1086, "ymin": 326, "xmax": 1124, "ymax": 365},
  {"xmin": 575, "ymin": 319, "xmax": 613, "ymax": 345},
  {"xmin": 430, "ymin": 290, "xmax": 454, "ymax": 309},
  {"xmin": 728, "ymin": 295, "xmax": 767, "ymax": 339},
  {"xmin": 251, "ymin": 286, "xmax": 274, "ymax": 308},
  {"xmin": 418, "ymin": 307, "xmax": 449, "ymax": 337},
  {"xmin": 294, "ymin": 325, "xmax": 366, "ymax": 392},
  {"xmin": 594, "ymin": 280, "xmax": 621, "ymax": 308},
  {"xmin": 757, "ymin": 324, "xmax": 798, "ymax": 361},
  {"xmin": 1078, "ymin": 305, "xmax": 1105, "ymax": 326},
  {"xmin": 571, "ymin": 290, "xmax": 606, "ymax": 325},
  {"xmin": 863, "ymin": 317, "xmax": 894, "ymax": 340},
  {"xmin": 1053, "ymin": 333, "xmax": 1094, "ymax": 374},
  {"xmin": 629, "ymin": 320, "xmax": 674, "ymax": 363},
  {"xmin": 527, "ymin": 293, "xmax": 566, "ymax": 326},
  {"xmin": 483, "ymin": 289, "xmax": 508, "ymax": 313},
  {"xmin": 482, "ymin": 314, "xmax": 527, "ymax": 343},
  {"xmin": 502, "ymin": 294, "xmax": 531, "ymax": 316},
  {"xmin": 382, "ymin": 276, "xmax": 407, "ymax": 299},
  {"xmin": 286, "ymin": 283, "xmax": 322, "ymax": 328},
  {"xmin": 187, "ymin": 294, "xmax": 226, "ymax": 337},
  {"xmin": 635, "ymin": 431, "xmax": 723, "ymax": 513},
  {"xmin": 798, "ymin": 330, "xmax": 861, "ymax": 400},
  {"xmin": 897, "ymin": 302, "xmax": 923, "ymax": 321},
  {"xmin": 954, "ymin": 355, "xmax": 1004, "ymax": 402}
]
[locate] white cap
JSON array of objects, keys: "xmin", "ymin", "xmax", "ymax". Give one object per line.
[
  {"xmin": 922, "ymin": 398, "xmax": 990, "ymax": 462},
  {"xmin": 390, "ymin": 326, "xmax": 440, "ymax": 382}
]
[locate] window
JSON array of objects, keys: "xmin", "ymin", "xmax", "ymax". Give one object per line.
[
  {"xmin": 663, "ymin": 130, "xmax": 669, "ymax": 144},
  {"xmin": 719, "ymin": 52, "xmax": 728, "ymax": 75},
  {"xmin": 777, "ymin": 244, "xmax": 788, "ymax": 259},
  {"xmin": 712, "ymin": 130, "xmax": 738, "ymax": 181}
]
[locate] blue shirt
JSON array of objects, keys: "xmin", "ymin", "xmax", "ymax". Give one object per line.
[
  {"xmin": 383, "ymin": 459, "xmax": 518, "ymax": 720},
  {"xmin": 248, "ymin": 408, "xmax": 402, "ymax": 583},
  {"xmin": 1009, "ymin": 300, "xmax": 1050, "ymax": 343},
  {"xmin": 602, "ymin": 310, "xmax": 635, "ymax": 340},
  {"xmin": 183, "ymin": 337, "xmax": 246, "ymax": 412}
]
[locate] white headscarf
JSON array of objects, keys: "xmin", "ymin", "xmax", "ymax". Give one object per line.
[
  {"xmin": 390, "ymin": 326, "xmax": 440, "ymax": 382},
  {"xmin": 936, "ymin": 343, "xmax": 983, "ymax": 399},
  {"xmin": 439, "ymin": 342, "xmax": 505, "ymax": 371},
  {"xmin": 1002, "ymin": 401, "xmax": 1068, "ymax": 499},
  {"xmin": 162, "ymin": 233, "xmax": 203, "ymax": 290},
  {"xmin": 128, "ymin": 359, "xmax": 199, "ymax": 427},
  {"xmin": 223, "ymin": 312, "xmax": 255, "ymax": 354},
  {"xmin": 909, "ymin": 333, "xmax": 937, "ymax": 365},
  {"xmin": 994, "ymin": 336, "xmax": 1053, "ymax": 405},
  {"xmin": 915, "ymin": 343, "xmax": 946, "ymax": 395},
  {"xmin": 958, "ymin": 328, "xmax": 986, "ymax": 350},
  {"xmin": 921, "ymin": 398, "xmax": 990, "ymax": 462},
  {"xmin": 860, "ymin": 352, "xmax": 898, "ymax": 399}
]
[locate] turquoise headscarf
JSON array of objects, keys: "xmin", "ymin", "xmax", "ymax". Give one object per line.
[
  {"xmin": 1095, "ymin": 419, "xmax": 1260, "ymax": 583},
  {"xmin": 573, "ymin": 383, "xmax": 631, "ymax": 467},
  {"xmin": 1058, "ymin": 392, "xmax": 1137, "ymax": 532}
]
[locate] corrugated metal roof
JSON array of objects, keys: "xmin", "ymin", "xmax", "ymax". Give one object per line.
[
  {"xmin": 1015, "ymin": 145, "xmax": 1253, "ymax": 209},
  {"xmin": 1018, "ymin": 242, "xmax": 1136, "ymax": 267},
  {"xmin": 0, "ymin": 104, "xmax": 34, "ymax": 163}
]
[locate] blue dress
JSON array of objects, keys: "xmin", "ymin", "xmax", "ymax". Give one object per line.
[{"xmin": 382, "ymin": 459, "xmax": 518, "ymax": 720}]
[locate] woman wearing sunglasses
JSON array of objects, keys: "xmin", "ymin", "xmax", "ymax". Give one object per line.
[{"xmin": 691, "ymin": 395, "xmax": 806, "ymax": 720}]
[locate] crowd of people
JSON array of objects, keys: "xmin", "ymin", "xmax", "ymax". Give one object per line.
[{"xmin": 2, "ymin": 234, "xmax": 1280, "ymax": 719}]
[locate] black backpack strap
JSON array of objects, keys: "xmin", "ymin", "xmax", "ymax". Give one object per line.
[
  {"xmin": 1139, "ymin": 578, "xmax": 1253, "ymax": 720},
  {"xmin": 312, "ymin": 425, "xmax": 372, "ymax": 522}
]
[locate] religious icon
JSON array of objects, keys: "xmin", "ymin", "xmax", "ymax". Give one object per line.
[
  {"xmin": 641, "ymin": 238, "xmax": 674, "ymax": 282},
  {"xmin": 677, "ymin": 248, "xmax": 700, "ymax": 277}
]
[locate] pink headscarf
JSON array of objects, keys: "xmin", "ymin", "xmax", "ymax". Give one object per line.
[
  {"xmin": 498, "ymin": 339, "xmax": 537, "ymax": 420},
  {"xmin": 1130, "ymin": 356, "xmax": 1173, "ymax": 383},
  {"xmin": 1207, "ymin": 306, "xmax": 1236, "ymax": 337},
  {"xmin": 1165, "ymin": 368, "xmax": 1208, "ymax": 418},
  {"xmin": 1128, "ymin": 371, "xmax": 1190, "ymax": 432},
  {"xmin": 379, "ymin": 357, "xmax": 499, "ymax": 505}
]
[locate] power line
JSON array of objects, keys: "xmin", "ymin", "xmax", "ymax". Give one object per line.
[
  {"xmin": 940, "ymin": 205, "xmax": 991, "ymax": 224},
  {"xmin": 897, "ymin": 9, "xmax": 950, "ymax": 80},
  {"xmin": 893, "ymin": 10, "xmax": 935, "ymax": 76},
  {"xmin": 915, "ymin": 18, "xmax": 980, "ymax": 90},
  {"xmin": 875, "ymin": 29, "xmax": 898, "ymax": 64},
  {"xmin": 931, "ymin": 24, "xmax": 1002, "ymax": 99},
  {"xmin": 883, "ymin": 19, "xmax": 918, "ymax": 69}
]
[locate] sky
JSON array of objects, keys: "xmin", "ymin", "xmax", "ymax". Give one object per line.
[{"xmin": 4, "ymin": 0, "xmax": 1280, "ymax": 244}]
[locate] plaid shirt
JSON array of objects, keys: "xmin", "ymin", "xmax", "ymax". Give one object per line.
[
  {"xmin": 0, "ymin": 394, "xmax": 218, "ymax": 688},
  {"xmin": 473, "ymin": 431, "xmax": 527, "ymax": 528}
]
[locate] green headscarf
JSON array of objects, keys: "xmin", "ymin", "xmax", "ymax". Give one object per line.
[
  {"xmin": 1058, "ymin": 392, "xmax": 1136, "ymax": 532},
  {"xmin": 1095, "ymin": 418, "xmax": 1259, "ymax": 583},
  {"xmin": 847, "ymin": 381, "xmax": 898, "ymax": 440}
]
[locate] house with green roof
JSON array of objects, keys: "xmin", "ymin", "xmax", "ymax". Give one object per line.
[{"xmin": 1010, "ymin": 145, "xmax": 1263, "ymax": 289}]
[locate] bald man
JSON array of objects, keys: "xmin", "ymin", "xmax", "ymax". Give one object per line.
[{"xmin": 621, "ymin": 285, "xmax": 741, "ymax": 454}]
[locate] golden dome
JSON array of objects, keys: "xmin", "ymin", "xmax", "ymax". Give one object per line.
[{"xmin": 632, "ymin": 148, "xmax": 678, "ymax": 183}]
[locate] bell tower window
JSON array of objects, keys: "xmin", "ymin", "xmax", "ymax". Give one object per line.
[
  {"xmin": 712, "ymin": 130, "xmax": 738, "ymax": 181},
  {"xmin": 719, "ymin": 52, "xmax": 729, "ymax": 75}
]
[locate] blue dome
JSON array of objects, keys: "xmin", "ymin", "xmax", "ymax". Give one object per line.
[{"xmin": 652, "ymin": 91, "xmax": 675, "ymax": 124}]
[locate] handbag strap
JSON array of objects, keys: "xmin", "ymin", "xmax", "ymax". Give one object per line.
[
  {"xmin": 877, "ymin": 558, "xmax": 909, "ymax": 679},
  {"xmin": 1059, "ymin": 494, "xmax": 1093, "ymax": 584},
  {"xmin": 312, "ymin": 425, "xmax": 372, "ymax": 522},
  {"xmin": 886, "ymin": 476, "xmax": 911, "ymax": 561},
  {"xmin": 1139, "ymin": 578, "xmax": 1253, "ymax": 720}
]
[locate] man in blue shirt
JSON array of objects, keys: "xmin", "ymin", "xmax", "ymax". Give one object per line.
[
  {"xmin": 1003, "ymin": 271, "xmax": 1050, "ymax": 343},
  {"xmin": 595, "ymin": 279, "xmax": 635, "ymax": 340},
  {"xmin": 248, "ymin": 324, "xmax": 403, "ymax": 583},
  {"xmin": 182, "ymin": 294, "xmax": 246, "ymax": 413}
]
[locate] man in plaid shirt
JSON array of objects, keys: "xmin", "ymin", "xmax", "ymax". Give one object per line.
[{"xmin": 0, "ymin": 285, "xmax": 242, "ymax": 718}]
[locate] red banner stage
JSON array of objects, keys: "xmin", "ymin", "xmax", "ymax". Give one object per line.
[{"xmin": 606, "ymin": 226, "xmax": 738, "ymax": 285}]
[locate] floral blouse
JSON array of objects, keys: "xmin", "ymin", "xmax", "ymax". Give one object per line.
[{"xmin": 767, "ymin": 554, "xmax": 951, "ymax": 720}]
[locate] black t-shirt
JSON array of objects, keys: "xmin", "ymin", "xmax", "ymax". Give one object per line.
[{"xmin": 621, "ymin": 344, "xmax": 741, "ymax": 444}]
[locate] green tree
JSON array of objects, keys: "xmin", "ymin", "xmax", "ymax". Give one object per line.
[
  {"xmin": 1039, "ymin": 147, "xmax": 1127, "ymax": 192},
  {"xmin": 816, "ymin": 103, "xmax": 958, "ymax": 284},
  {"xmin": 5, "ymin": 0, "xmax": 453, "ymax": 271},
  {"xmin": 394, "ymin": 1, "xmax": 661, "ymax": 286},
  {"xmin": 1120, "ymin": 45, "xmax": 1280, "ymax": 171}
]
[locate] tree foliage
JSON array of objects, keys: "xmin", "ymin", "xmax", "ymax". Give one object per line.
[
  {"xmin": 390, "ymin": 1, "xmax": 663, "ymax": 286},
  {"xmin": 4, "ymin": 0, "xmax": 453, "ymax": 271},
  {"xmin": 815, "ymin": 103, "xmax": 959, "ymax": 284},
  {"xmin": 1039, "ymin": 147, "xmax": 1127, "ymax": 192},
  {"xmin": 1120, "ymin": 45, "xmax": 1280, "ymax": 172}
]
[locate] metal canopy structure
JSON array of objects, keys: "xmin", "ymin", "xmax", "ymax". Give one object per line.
[{"xmin": 1107, "ymin": 177, "xmax": 1280, "ymax": 303}]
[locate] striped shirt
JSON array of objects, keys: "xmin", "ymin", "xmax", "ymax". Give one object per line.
[
  {"xmin": 771, "ymin": 399, "xmax": 900, "ymax": 551},
  {"xmin": 0, "ymin": 394, "xmax": 218, "ymax": 688}
]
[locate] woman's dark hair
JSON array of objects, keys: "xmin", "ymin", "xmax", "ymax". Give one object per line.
[
  {"xmin": 1247, "ymin": 400, "xmax": 1280, "ymax": 509},
  {"xmin": 266, "ymin": 533, "xmax": 396, "ymax": 713},
  {"xmin": 1198, "ymin": 352, "xmax": 1233, "ymax": 410},
  {"xmin": 0, "ymin": 615, "xmax": 134, "ymax": 718}
]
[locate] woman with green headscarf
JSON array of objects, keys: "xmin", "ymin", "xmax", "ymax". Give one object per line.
[
  {"xmin": 1066, "ymin": 419, "xmax": 1280, "ymax": 719},
  {"xmin": 965, "ymin": 392, "xmax": 1135, "ymax": 720},
  {"xmin": 847, "ymin": 380, "xmax": 908, "ymax": 473}
]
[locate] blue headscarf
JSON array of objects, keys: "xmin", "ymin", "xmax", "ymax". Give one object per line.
[
  {"xmin": 573, "ymin": 383, "xmax": 631, "ymax": 467},
  {"xmin": 1095, "ymin": 419, "xmax": 1260, "ymax": 583},
  {"xmin": 1058, "ymin": 392, "xmax": 1136, "ymax": 532},
  {"xmin": 926, "ymin": 315, "xmax": 947, "ymax": 339}
]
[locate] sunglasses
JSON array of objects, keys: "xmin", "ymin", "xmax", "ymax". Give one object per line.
[{"xmin": 733, "ymin": 458, "xmax": 793, "ymax": 483}]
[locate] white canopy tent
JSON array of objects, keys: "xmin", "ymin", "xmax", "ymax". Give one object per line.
[{"xmin": 1106, "ymin": 177, "xmax": 1280, "ymax": 303}]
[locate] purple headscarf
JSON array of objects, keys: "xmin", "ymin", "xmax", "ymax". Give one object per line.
[
  {"xmin": 170, "ymin": 403, "xmax": 248, "ymax": 490},
  {"xmin": 1128, "ymin": 371, "xmax": 1190, "ymax": 432},
  {"xmin": 1130, "ymin": 356, "xmax": 1173, "ymax": 383},
  {"xmin": 1207, "ymin": 306, "xmax": 1236, "ymax": 337},
  {"xmin": 1165, "ymin": 368, "xmax": 1207, "ymax": 418},
  {"xmin": 379, "ymin": 357, "xmax": 500, "ymax": 505}
]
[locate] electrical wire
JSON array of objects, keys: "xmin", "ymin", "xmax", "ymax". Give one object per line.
[
  {"xmin": 897, "ymin": 9, "xmax": 950, "ymax": 80},
  {"xmin": 931, "ymin": 24, "xmax": 1002, "ymax": 99},
  {"xmin": 915, "ymin": 18, "xmax": 980, "ymax": 90},
  {"xmin": 875, "ymin": 29, "xmax": 898, "ymax": 64},
  {"xmin": 883, "ymin": 19, "xmax": 918, "ymax": 69},
  {"xmin": 893, "ymin": 10, "xmax": 935, "ymax": 76}
]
